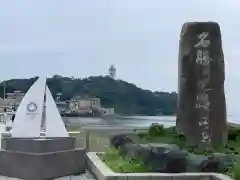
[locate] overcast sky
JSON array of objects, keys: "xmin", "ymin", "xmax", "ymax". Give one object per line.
[{"xmin": 0, "ymin": 0, "xmax": 239, "ymax": 118}]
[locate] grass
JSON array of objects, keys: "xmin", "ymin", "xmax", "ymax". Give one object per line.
[
  {"xmin": 99, "ymin": 147, "xmax": 240, "ymax": 178},
  {"xmin": 137, "ymin": 124, "xmax": 240, "ymax": 155},
  {"xmin": 99, "ymin": 148, "xmax": 149, "ymax": 173},
  {"xmin": 98, "ymin": 123, "xmax": 240, "ymax": 177},
  {"xmin": 232, "ymin": 161, "xmax": 240, "ymax": 180}
]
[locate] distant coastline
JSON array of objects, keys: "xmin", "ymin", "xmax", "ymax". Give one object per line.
[{"xmin": 0, "ymin": 75, "xmax": 177, "ymax": 116}]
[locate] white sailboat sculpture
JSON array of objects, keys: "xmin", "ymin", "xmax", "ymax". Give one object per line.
[
  {"xmin": 11, "ymin": 77, "xmax": 69, "ymax": 138},
  {"xmin": 45, "ymin": 86, "xmax": 68, "ymax": 137}
]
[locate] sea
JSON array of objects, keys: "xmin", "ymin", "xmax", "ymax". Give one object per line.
[{"xmin": 64, "ymin": 115, "xmax": 239, "ymax": 130}]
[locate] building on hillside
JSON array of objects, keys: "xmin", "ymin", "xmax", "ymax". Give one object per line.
[
  {"xmin": 55, "ymin": 101, "xmax": 69, "ymax": 114},
  {"xmin": 90, "ymin": 98, "xmax": 101, "ymax": 110},
  {"xmin": 0, "ymin": 90, "xmax": 25, "ymax": 112},
  {"xmin": 68, "ymin": 96, "xmax": 101, "ymax": 115},
  {"xmin": 109, "ymin": 65, "xmax": 116, "ymax": 79},
  {"xmin": 0, "ymin": 98, "xmax": 14, "ymax": 112},
  {"xmin": 101, "ymin": 108, "xmax": 115, "ymax": 115},
  {"xmin": 6, "ymin": 90, "xmax": 25, "ymax": 101},
  {"xmin": 6, "ymin": 90, "xmax": 25, "ymax": 108}
]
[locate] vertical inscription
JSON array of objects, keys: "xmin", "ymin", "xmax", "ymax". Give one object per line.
[{"xmin": 194, "ymin": 32, "xmax": 212, "ymax": 144}]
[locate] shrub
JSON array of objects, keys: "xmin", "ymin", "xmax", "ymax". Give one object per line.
[
  {"xmin": 225, "ymin": 145, "xmax": 229, "ymax": 148},
  {"xmin": 138, "ymin": 132, "xmax": 147, "ymax": 139},
  {"xmin": 148, "ymin": 123, "xmax": 165, "ymax": 137},
  {"xmin": 193, "ymin": 148, "xmax": 205, "ymax": 155},
  {"xmin": 204, "ymin": 148, "xmax": 215, "ymax": 155},
  {"xmin": 164, "ymin": 126, "xmax": 176, "ymax": 136},
  {"xmin": 186, "ymin": 146, "xmax": 195, "ymax": 153},
  {"xmin": 228, "ymin": 128, "xmax": 240, "ymax": 141},
  {"xmin": 171, "ymin": 126, "xmax": 176, "ymax": 133},
  {"xmin": 173, "ymin": 139, "xmax": 185, "ymax": 149},
  {"xmin": 99, "ymin": 148, "xmax": 149, "ymax": 173},
  {"xmin": 232, "ymin": 161, "xmax": 240, "ymax": 180},
  {"xmin": 175, "ymin": 133, "xmax": 186, "ymax": 141}
]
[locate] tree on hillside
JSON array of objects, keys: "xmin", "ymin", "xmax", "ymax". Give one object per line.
[{"xmin": 0, "ymin": 75, "xmax": 177, "ymax": 115}]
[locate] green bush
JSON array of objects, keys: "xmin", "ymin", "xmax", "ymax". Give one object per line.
[
  {"xmin": 228, "ymin": 128, "xmax": 240, "ymax": 141},
  {"xmin": 148, "ymin": 123, "xmax": 165, "ymax": 137},
  {"xmin": 138, "ymin": 132, "xmax": 148, "ymax": 139},
  {"xmin": 185, "ymin": 145, "xmax": 197, "ymax": 153},
  {"xmin": 99, "ymin": 148, "xmax": 149, "ymax": 173},
  {"xmin": 172, "ymin": 139, "xmax": 185, "ymax": 149},
  {"xmin": 186, "ymin": 146, "xmax": 195, "ymax": 153},
  {"xmin": 204, "ymin": 148, "xmax": 215, "ymax": 155},
  {"xmin": 175, "ymin": 133, "xmax": 186, "ymax": 141},
  {"xmin": 232, "ymin": 161, "xmax": 240, "ymax": 180}
]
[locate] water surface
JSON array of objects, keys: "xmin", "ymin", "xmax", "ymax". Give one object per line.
[
  {"xmin": 64, "ymin": 116, "xmax": 176, "ymax": 129},
  {"xmin": 64, "ymin": 115, "xmax": 238, "ymax": 130}
]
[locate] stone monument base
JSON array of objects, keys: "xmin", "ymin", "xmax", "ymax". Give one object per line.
[
  {"xmin": 1, "ymin": 137, "xmax": 75, "ymax": 153},
  {"xmin": 0, "ymin": 137, "xmax": 86, "ymax": 180}
]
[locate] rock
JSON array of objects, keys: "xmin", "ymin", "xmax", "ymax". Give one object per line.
[
  {"xmin": 120, "ymin": 143, "xmax": 153, "ymax": 158},
  {"xmin": 186, "ymin": 153, "xmax": 227, "ymax": 173},
  {"xmin": 128, "ymin": 144, "xmax": 188, "ymax": 173},
  {"xmin": 200, "ymin": 158, "xmax": 225, "ymax": 173},
  {"xmin": 176, "ymin": 21, "xmax": 228, "ymax": 148},
  {"xmin": 146, "ymin": 149, "xmax": 188, "ymax": 173},
  {"xmin": 120, "ymin": 143, "xmax": 141, "ymax": 156},
  {"xmin": 212, "ymin": 153, "xmax": 234, "ymax": 168},
  {"xmin": 186, "ymin": 153, "xmax": 209, "ymax": 172},
  {"xmin": 137, "ymin": 144, "xmax": 153, "ymax": 160},
  {"xmin": 148, "ymin": 143, "xmax": 180, "ymax": 151},
  {"xmin": 113, "ymin": 137, "xmax": 188, "ymax": 173},
  {"xmin": 110, "ymin": 134, "xmax": 135, "ymax": 149},
  {"xmin": 188, "ymin": 153, "xmax": 209, "ymax": 166}
]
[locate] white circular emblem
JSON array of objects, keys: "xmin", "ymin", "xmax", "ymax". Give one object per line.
[{"xmin": 27, "ymin": 102, "xmax": 38, "ymax": 113}]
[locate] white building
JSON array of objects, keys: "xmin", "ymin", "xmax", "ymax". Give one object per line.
[{"xmin": 68, "ymin": 96, "xmax": 101, "ymax": 114}]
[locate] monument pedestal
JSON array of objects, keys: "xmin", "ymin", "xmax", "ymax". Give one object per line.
[{"xmin": 0, "ymin": 137, "xmax": 86, "ymax": 180}]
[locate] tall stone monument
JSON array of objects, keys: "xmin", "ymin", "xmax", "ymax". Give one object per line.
[{"xmin": 176, "ymin": 22, "xmax": 227, "ymax": 148}]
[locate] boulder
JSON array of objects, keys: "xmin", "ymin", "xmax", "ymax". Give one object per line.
[
  {"xmin": 200, "ymin": 158, "xmax": 225, "ymax": 173},
  {"xmin": 146, "ymin": 149, "xmax": 188, "ymax": 173},
  {"xmin": 186, "ymin": 153, "xmax": 227, "ymax": 173},
  {"xmin": 212, "ymin": 153, "xmax": 234, "ymax": 171},
  {"xmin": 110, "ymin": 134, "xmax": 231, "ymax": 173},
  {"xmin": 186, "ymin": 153, "xmax": 209, "ymax": 172},
  {"xmin": 120, "ymin": 143, "xmax": 141, "ymax": 156},
  {"xmin": 110, "ymin": 134, "xmax": 135, "ymax": 149},
  {"xmin": 149, "ymin": 143, "xmax": 180, "ymax": 151},
  {"xmin": 119, "ymin": 141, "xmax": 188, "ymax": 173}
]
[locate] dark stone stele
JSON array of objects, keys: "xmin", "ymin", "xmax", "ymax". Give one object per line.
[
  {"xmin": 176, "ymin": 21, "xmax": 227, "ymax": 148},
  {"xmin": 0, "ymin": 137, "xmax": 86, "ymax": 180}
]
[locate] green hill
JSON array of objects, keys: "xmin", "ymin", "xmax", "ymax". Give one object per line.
[{"xmin": 0, "ymin": 75, "xmax": 177, "ymax": 116}]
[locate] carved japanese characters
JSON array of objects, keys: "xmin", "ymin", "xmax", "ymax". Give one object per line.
[{"xmin": 176, "ymin": 22, "xmax": 227, "ymax": 148}]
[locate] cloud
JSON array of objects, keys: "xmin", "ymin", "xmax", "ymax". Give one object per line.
[{"xmin": 0, "ymin": 0, "xmax": 238, "ymax": 93}]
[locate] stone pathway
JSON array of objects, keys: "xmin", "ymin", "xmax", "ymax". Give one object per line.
[
  {"xmin": 0, "ymin": 170, "xmax": 96, "ymax": 180},
  {"xmin": 56, "ymin": 170, "xmax": 96, "ymax": 180}
]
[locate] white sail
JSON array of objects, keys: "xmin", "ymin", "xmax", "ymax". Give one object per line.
[
  {"xmin": 45, "ymin": 86, "xmax": 69, "ymax": 137},
  {"xmin": 12, "ymin": 77, "xmax": 46, "ymax": 137}
]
